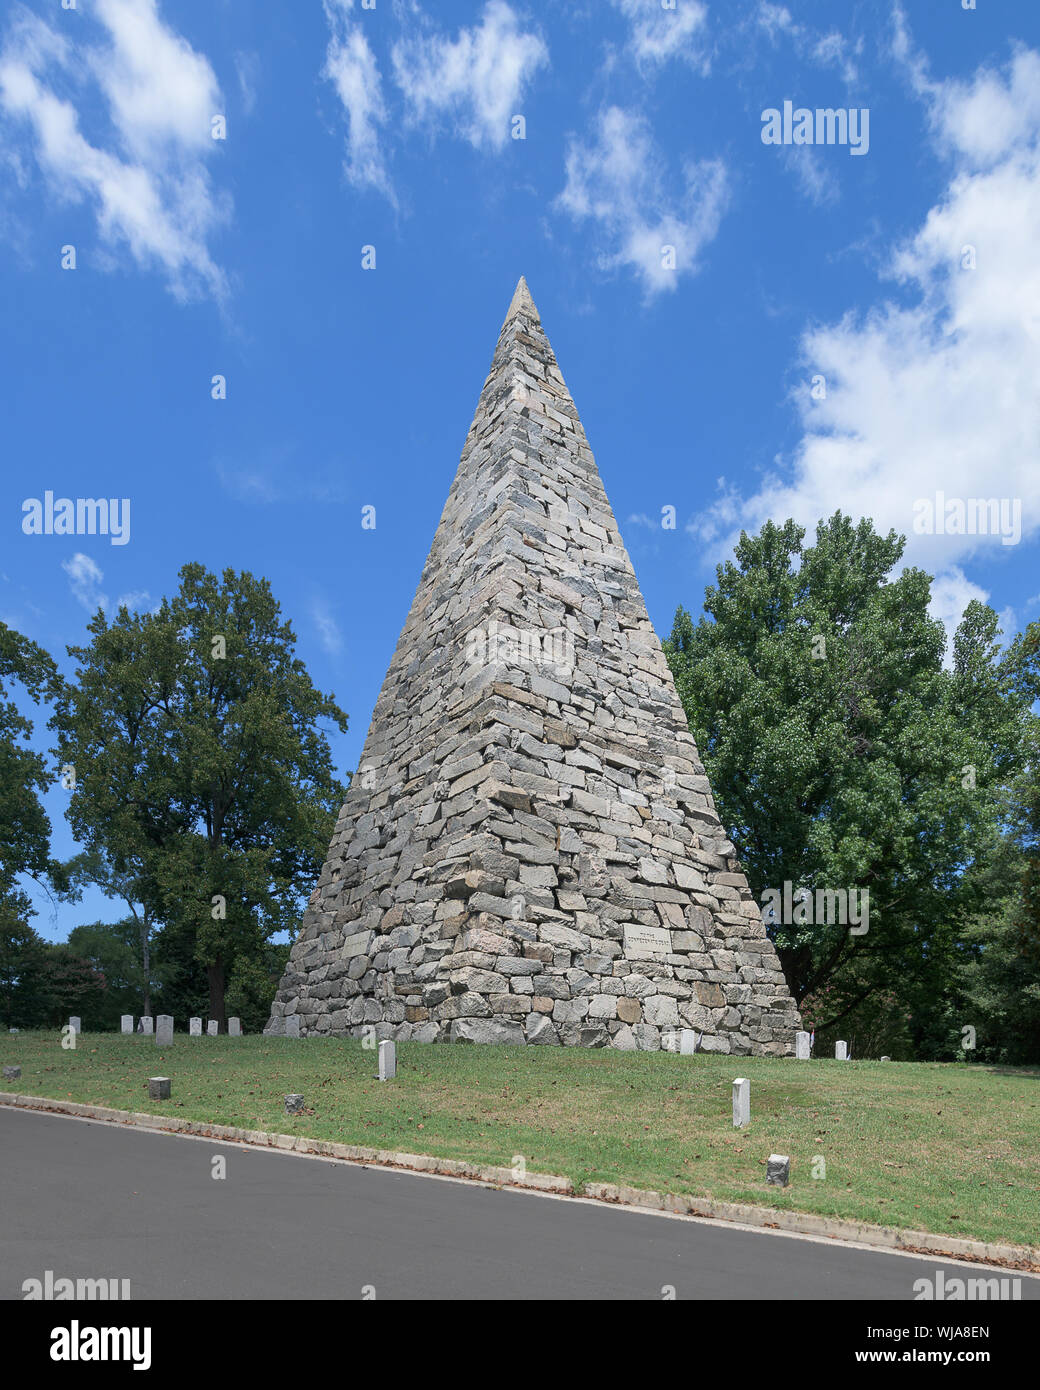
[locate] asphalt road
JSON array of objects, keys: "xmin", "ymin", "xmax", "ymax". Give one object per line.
[{"xmin": 2, "ymin": 1106, "xmax": 1036, "ymax": 1301}]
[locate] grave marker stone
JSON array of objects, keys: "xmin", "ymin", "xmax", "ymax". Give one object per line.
[
  {"xmin": 155, "ymin": 1015, "xmax": 173, "ymax": 1046},
  {"xmin": 732, "ymin": 1077, "xmax": 750, "ymax": 1128},
  {"xmin": 148, "ymin": 1077, "xmax": 170, "ymax": 1101},
  {"xmin": 766, "ymin": 1154, "xmax": 791, "ymax": 1187},
  {"xmin": 378, "ymin": 1040, "xmax": 396, "ymax": 1080}
]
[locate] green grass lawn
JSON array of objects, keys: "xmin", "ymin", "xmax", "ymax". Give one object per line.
[{"xmin": 2, "ymin": 1030, "xmax": 1037, "ymax": 1249}]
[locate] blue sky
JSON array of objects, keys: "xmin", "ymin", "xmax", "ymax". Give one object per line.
[{"xmin": 3, "ymin": 0, "xmax": 1039, "ymax": 939}]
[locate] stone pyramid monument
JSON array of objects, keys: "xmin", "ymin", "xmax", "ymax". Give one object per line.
[{"xmin": 266, "ymin": 279, "xmax": 801, "ymax": 1054}]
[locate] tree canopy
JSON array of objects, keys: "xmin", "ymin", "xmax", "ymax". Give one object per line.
[
  {"xmin": 51, "ymin": 563, "xmax": 348, "ymax": 1027},
  {"xmin": 665, "ymin": 513, "xmax": 1032, "ymax": 1041}
]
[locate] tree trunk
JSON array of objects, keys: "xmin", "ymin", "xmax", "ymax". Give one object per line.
[
  {"xmin": 140, "ymin": 917, "xmax": 152, "ymax": 1018},
  {"xmin": 207, "ymin": 958, "xmax": 226, "ymax": 1032}
]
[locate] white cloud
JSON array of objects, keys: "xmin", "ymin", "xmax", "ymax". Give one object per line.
[
  {"xmin": 922, "ymin": 46, "xmax": 1040, "ymax": 172},
  {"xmin": 754, "ymin": 3, "xmax": 860, "ymax": 85},
  {"xmin": 216, "ymin": 462, "xmax": 282, "ymax": 504},
  {"xmin": 89, "ymin": 0, "xmax": 218, "ymax": 160},
  {"xmin": 62, "ymin": 553, "xmax": 152, "ymax": 616},
  {"xmin": 114, "ymin": 588, "xmax": 154, "ymax": 613},
  {"xmin": 0, "ymin": 1, "xmax": 228, "ymax": 300},
  {"xmin": 609, "ymin": 0, "xmax": 710, "ymax": 72},
  {"xmin": 927, "ymin": 569, "xmax": 990, "ymax": 641},
  {"xmin": 311, "ymin": 598, "xmax": 343, "ymax": 656},
  {"xmin": 323, "ymin": 0, "xmax": 392, "ymax": 198},
  {"xmin": 392, "ymin": 1, "xmax": 548, "ymax": 150},
  {"xmin": 556, "ymin": 105, "xmax": 727, "ymax": 296},
  {"xmin": 63, "ymin": 553, "xmax": 107, "ymax": 613},
  {"xmin": 234, "ymin": 50, "xmax": 260, "ymax": 118},
  {"xmin": 778, "ymin": 144, "xmax": 839, "ymax": 206},
  {"xmin": 691, "ymin": 35, "xmax": 1040, "ymax": 644}
]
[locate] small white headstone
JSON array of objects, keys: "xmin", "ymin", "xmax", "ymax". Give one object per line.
[
  {"xmin": 679, "ymin": 1029, "xmax": 700, "ymax": 1055},
  {"xmin": 189, "ymin": 1017, "xmax": 202, "ymax": 1036},
  {"xmin": 141, "ymin": 1016, "xmax": 153, "ymax": 1035},
  {"xmin": 228, "ymin": 1017, "xmax": 241, "ymax": 1037},
  {"xmin": 880, "ymin": 1055, "xmax": 890, "ymax": 1062},
  {"xmin": 795, "ymin": 1030, "xmax": 810, "ymax": 1060},
  {"xmin": 121, "ymin": 1015, "xmax": 134, "ymax": 1034},
  {"xmin": 835, "ymin": 1040, "xmax": 848, "ymax": 1061},
  {"xmin": 207, "ymin": 1020, "xmax": 218, "ymax": 1037},
  {"xmin": 732, "ymin": 1077, "xmax": 750, "ymax": 1128},
  {"xmin": 378, "ymin": 1039, "xmax": 397, "ymax": 1080},
  {"xmin": 155, "ymin": 1015, "xmax": 174, "ymax": 1047},
  {"xmin": 68, "ymin": 1016, "xmax": 81, "ymax": 1035},
  {"xmin": 284, "ymin": 1015, "xmax": 300, "ymax": 1038}
]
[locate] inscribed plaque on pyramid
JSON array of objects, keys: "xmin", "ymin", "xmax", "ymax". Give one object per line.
[{"xmin": 267, "ymin": 279, "xmax": 801, "ymax": 1054}]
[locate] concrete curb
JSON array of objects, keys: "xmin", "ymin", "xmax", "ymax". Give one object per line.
[{"xmin": 3, "ymin": 1090, "xmax": 1037, "ymax": 1273}]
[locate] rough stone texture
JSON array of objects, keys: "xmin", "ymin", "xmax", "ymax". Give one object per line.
[
  {"xmin": 2, "ymin": 1065, "xmax": 21, "ymax": 1080},
  {"xmin": 766, "ymin": 1154, "xmax": 790, "ymax": 1187},
  {"xmin": 266, "ymin": 278, "xmax": 801, "ymax": 1056},
  {"xmin": 284, "ymin": 1094, "xmax": 305, "ymax": 1115}
]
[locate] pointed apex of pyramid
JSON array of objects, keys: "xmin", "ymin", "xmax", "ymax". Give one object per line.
[{"xmin": 502, "ymin": 275, "xmax": 540, "ymax": 328}]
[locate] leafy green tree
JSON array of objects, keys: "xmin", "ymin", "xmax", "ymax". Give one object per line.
[
  {"xmin": 0, "ymin": 898, "xmax": 51, "ymax": 1027},
  {"xmin": 52, "ymin": 564, "xmax": 347, "ymax": 1028},
  {"xmin": 665, "ymin": 514, "xmax": 1028, "ymax": 1029},
  {"xmin": 62, "ymin": 850, "xmax": 161, "ymax": 1016},
  {"xmin": 150, "ymin": 916, "xmax": 209, "ymax": 1023},
  {"xmin": 225, "ymin": 941, "xmax": 292, "ymax": 1034},
  {"xmin": 956, "ymin": 637, "xmax": 1040, "ymax": 1064},
  {"xmin": 37, "ymin": 942, "xmax": 107, "ymax": 1028},
  {"xmin": 66, "ymin": 918, "xmax": 156, "ymax": 1028},
  {"xmin": 0, "ymin": 622, "xmax": 60, "ymax": 916}
]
